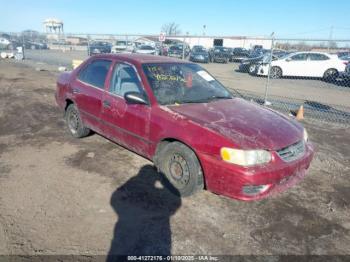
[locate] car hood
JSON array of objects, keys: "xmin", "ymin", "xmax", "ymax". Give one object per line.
[
  {"xmin": 242, "ymin": 56, "xmax": 263, "ymax": 63},
  {"xmin": 167, "ymin": 98, "xmax": 303, "ymax": 150}
]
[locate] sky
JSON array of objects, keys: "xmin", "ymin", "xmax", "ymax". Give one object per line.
[{"xmin": 1, "ymin": 0, "xmax": 350, "ymax": 39}]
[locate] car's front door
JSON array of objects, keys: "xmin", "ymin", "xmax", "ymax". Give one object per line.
[
  {"xmin": 71, "ymin": 59, "xmax": 112, "ymax": 133},
  {"xmin": 100, "ymin": 62, "xmax": 152, "ymax": 157},
  {"xmin": 282, "ymin": 53, "xmax": 309, "ymax": 77}
]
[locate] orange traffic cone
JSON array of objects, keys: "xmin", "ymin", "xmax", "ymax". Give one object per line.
[{"xmin": 296, "ymin": 105, "xmax": 304, "ymax": 120}]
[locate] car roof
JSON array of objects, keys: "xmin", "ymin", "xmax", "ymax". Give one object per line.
[{"xmin": 92, "ymin": 53, "xmax": 193, "ymax": 65}]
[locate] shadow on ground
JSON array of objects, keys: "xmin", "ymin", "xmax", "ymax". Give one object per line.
[{"xmin": 106, "ymin": 165, "xmax": 181, "ymax": 261}]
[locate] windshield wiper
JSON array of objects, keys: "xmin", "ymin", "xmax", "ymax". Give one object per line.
[{"xmin": 180, "ymin": 95, "xmax": 232, "ymax": 104}]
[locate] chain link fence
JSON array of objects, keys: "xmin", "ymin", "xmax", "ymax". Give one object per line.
[{"xmin": 1, "ymin": 32, "xmax": 349, "ymax": 125}]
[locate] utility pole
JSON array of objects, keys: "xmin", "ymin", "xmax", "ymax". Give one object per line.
[{"xmin": 328, "ymin": 26, "xmax": 333, "ymax": 52}]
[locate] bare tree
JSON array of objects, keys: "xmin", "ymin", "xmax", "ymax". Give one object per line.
[{"xmin": 161, "ymin": 22, "xmax": 181, "ymax": 36}]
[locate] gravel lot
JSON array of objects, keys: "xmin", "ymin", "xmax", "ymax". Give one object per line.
[{"xmin": 0, "ymin": 60, "xmax": 349, "ymax": 258}]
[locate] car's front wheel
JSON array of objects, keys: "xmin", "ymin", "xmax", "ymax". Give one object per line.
[
  {"xmin": 248, "ymin": 64, "xmax": 256, "ymax": 75},
  {"xmin": 157, "ymin": 142, "xmax": 204, "ymax": 197},
  {"xmin": 270, "ymin": 66, "xmax": 282, "ymax": 79},
  {"xmin": 65, "ymin": 104, "xmax": 90, "ymax": 138}
]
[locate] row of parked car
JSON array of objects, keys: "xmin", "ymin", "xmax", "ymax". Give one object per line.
[
  {"xmin": 238, "ymin": 50, "xmax": 350, "ymax": 81},
  {"xmin": 88, "ymin": 40, "xmax": 350, "ymax": 82},
  {"xmin": 0, "ymin": 37, "xmax": 48, "ymax": 50},
  {"xmin": 88, "ymin": 40, "xmax": 192, "ymax": 57}
]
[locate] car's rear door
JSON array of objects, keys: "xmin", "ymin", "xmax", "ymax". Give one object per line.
[
  {"xmin": 307, "ymin": 53, "xmax": 331, "ymax": 77},
  {"xmin": 100, "ymin": 61, "xmax": 152, "ymax": 157},
  {"xmin": 72, "ymin": 59, "xmax": 112, "ymax": 133}
]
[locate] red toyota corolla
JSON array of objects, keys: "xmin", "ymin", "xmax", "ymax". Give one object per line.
[{"xmin": 55, "ymin": 54, "xmax": 314, "ymax": 201}]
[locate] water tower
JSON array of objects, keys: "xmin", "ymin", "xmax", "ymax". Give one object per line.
[{"xmin": 43, "ymin": 18, "xmax": 64, "ymax": 40}]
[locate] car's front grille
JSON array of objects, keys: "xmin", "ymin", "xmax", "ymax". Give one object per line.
[{"xmin": 277, "ymin": 140, "xmax": 305, "ymax": 162}]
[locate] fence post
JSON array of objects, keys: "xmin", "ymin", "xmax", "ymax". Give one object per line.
[
  {"xmin": 264, "ymin": 34, "xmax": 275, "ymax": 105},
  {"xmin": 182, "ymin": 36, "xmax": 185, "ymax": 60}
]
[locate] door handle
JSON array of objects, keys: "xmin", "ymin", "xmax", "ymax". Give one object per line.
[
  {"xmin": 103, "ymin": 100, "xmax": 111, "ymax": 108},
  {"xmin": 72, "ymin": 88, "xmax": 81, "ymax": 94}
]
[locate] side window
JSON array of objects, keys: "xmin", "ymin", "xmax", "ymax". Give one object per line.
[
  {"xmin": 309, "ymin": 53, "xmax": 329, "ymax": 61},
  {"xmin": 109, "ymin": 63, "xmax": 143, "ymax": 97},
  {"xmin": 78, "ymin": 60, "xmax": 112, "ymax": 89},
  {"xmin": 290, "ymin": 53, "xmax": 308, "ymax": 61}
]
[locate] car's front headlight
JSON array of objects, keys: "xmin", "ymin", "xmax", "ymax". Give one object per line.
[
  {"xmin": 220, "ymin": 148, "xmax": 272, "ymax": 166},
  {"xmin": 303, "ymin": 128, "xmax": 308, "ymax": 142}
]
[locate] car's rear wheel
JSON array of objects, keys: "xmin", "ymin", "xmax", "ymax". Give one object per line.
[
  {"xmin": 270, "ymin": 66, "xmax": 282, "ymax": 79},
  {"xmin": 65, "ymin": 104, "xmax": 90, "ymax": 138},
  {"xmin": 157, "ymin": 142, "xmax": 204, "ymax": 197},
  {"xmin": 323, "ymin": 68, "xmax": 339, "ymax": 82}
]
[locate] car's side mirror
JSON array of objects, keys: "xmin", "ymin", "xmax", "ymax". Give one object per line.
[
  {"xmin": 286, "ymin": 58, "xmax": 291, "ymax": 62},
  {"xmin": 124, "ymin": 92, "xmax": 148, "ymax": 105}
]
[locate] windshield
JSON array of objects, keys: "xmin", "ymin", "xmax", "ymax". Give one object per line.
[
  {"xmin": 170, "ymin": 46, "xmax": 182, "ymax": 51},
  {"xmin": 116, "ymin": 41, "xmax": 127, "ymax": 45},
  {"xmin": 193, "ymin": 47, "xmax": 206, "ymax": 52},
  {"xmin": 140, "ymin": 45, "xmax": 154, "ymax": 50},
  {"xmin": 143, "ymin": 63, "xmax": 232, "ymax": 105}
]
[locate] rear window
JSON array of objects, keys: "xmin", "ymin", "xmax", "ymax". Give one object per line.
[{"xmin": 78, "ymin": 59, "xmax": 112, "ymax": 89}]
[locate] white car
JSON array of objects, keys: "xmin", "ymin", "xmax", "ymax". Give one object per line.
[
  {"xmin": 134, "ymin": 45, "xmax": 156, "ymax": 55},
  {"xmin": 111, "ymin": 40, "xmax": 134, "ymax": 53},
  {"xmin": 256, "ymin": 52, "xmax": 347, "ymax": 80},
  {"xmin": 0, "ymin": 37, "xmax": 11, "ymax": 49}
]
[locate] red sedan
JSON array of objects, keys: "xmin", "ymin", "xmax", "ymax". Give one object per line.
[{"xmin": 55, "ymin": 54, "xmax": 314, "ymax": 201}]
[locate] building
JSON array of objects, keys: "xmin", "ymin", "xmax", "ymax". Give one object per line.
[{"xmin": 134, "ymin": 35, "xmax": 272, "ymax": 49}]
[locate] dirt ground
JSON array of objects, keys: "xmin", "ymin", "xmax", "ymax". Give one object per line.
[{"xmin": 0, "ymin": 60, "xmax": 350, "ymax": 257}]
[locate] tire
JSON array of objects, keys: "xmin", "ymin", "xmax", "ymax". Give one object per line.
[
  {"xmin": 157, "ymin": 142, "xmax": 204, "ymax": 197},
  {"xmin": 248, "ymin": 64, "xmax": 256, "ymax": 75},
  {"xmin": 323, "ymin": 68, "xmax": 339, "ymax": 82},
  {"xmin": 270, "ymin": 66, "xmax": 282, "ymax": 79},
  {"xmin": 65, "ymin": 104, "xmax": 90, "ymax": 138}
]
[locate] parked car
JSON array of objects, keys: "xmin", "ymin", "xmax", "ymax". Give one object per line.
[
  {"xmin": 111, "ymin": 40, "xmax": 134, "ymax": 53},
  {"xmin": 0, "ymin": 37, "xmax": 11, "ymax": 49},
  {"xmin": 167, "ymin": 45, "xmax": 189, "ymax": 59},
  {"xmin": 239, "ymin": 51, "xmax": 288, "ymax": 74},
  {"xmin": 239, "ymin": 53, "xmax": 279, "ymax": 74},
  {"xmin": 24, "ymin": 41, "xmax": 48, "ymax": 50},
  {"xmin": 55, "ymin": 53, "xmax": 314, "ymax": 201},
  {"xmin": 340, "ymin": 55, "xmax": 350, "ymax": 64},
  {"xmin": 336, "ymin": 51, "xmax": 350, "ymax": 58},
  {"xmin": 189, "ymin": 45, "xmax": 209, "ymax": 63},
  {"xmin": 256, "ymin": 52, "xmax": 347, "ymax": 81},
  {"xmin": 134, "ymin": 45, "xmax": 156, "ymax": 55},
  {"xmin": 209, "ymin": 46, "xmax": 231, "ymax": 63},
  {"xmin": 88, "ymin": 41, "xmax": 112, "ymax": 56},
  {"xmin": 231, "ymin": 47, "xmax": 250, "ymax": 62},
  {"xmin": 340, "ymin": 63, "xmax": 350, "ymax": 80}
]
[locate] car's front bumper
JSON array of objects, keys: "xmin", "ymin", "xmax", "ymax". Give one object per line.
[
  {"xmin": 198, "ymin": 142, "xmax": 315, "ymax": 201},
  {"xmin": 256, "ymin": 64, "xmax": 269, "ymax": 76},
  {"xmin": 238, "ymin": 63, "xmax": 250, "ymax": 72},
  {"xmin": 168, "ymin": 53, "xmax": 183, "ymax": 58},
  {"xmin": 190, "ymin": 56, "xmax": 209, "ymax": 63},
  {"xmin": 213, "ymin": 56, "xmax": 228, "ymax": 62}
]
